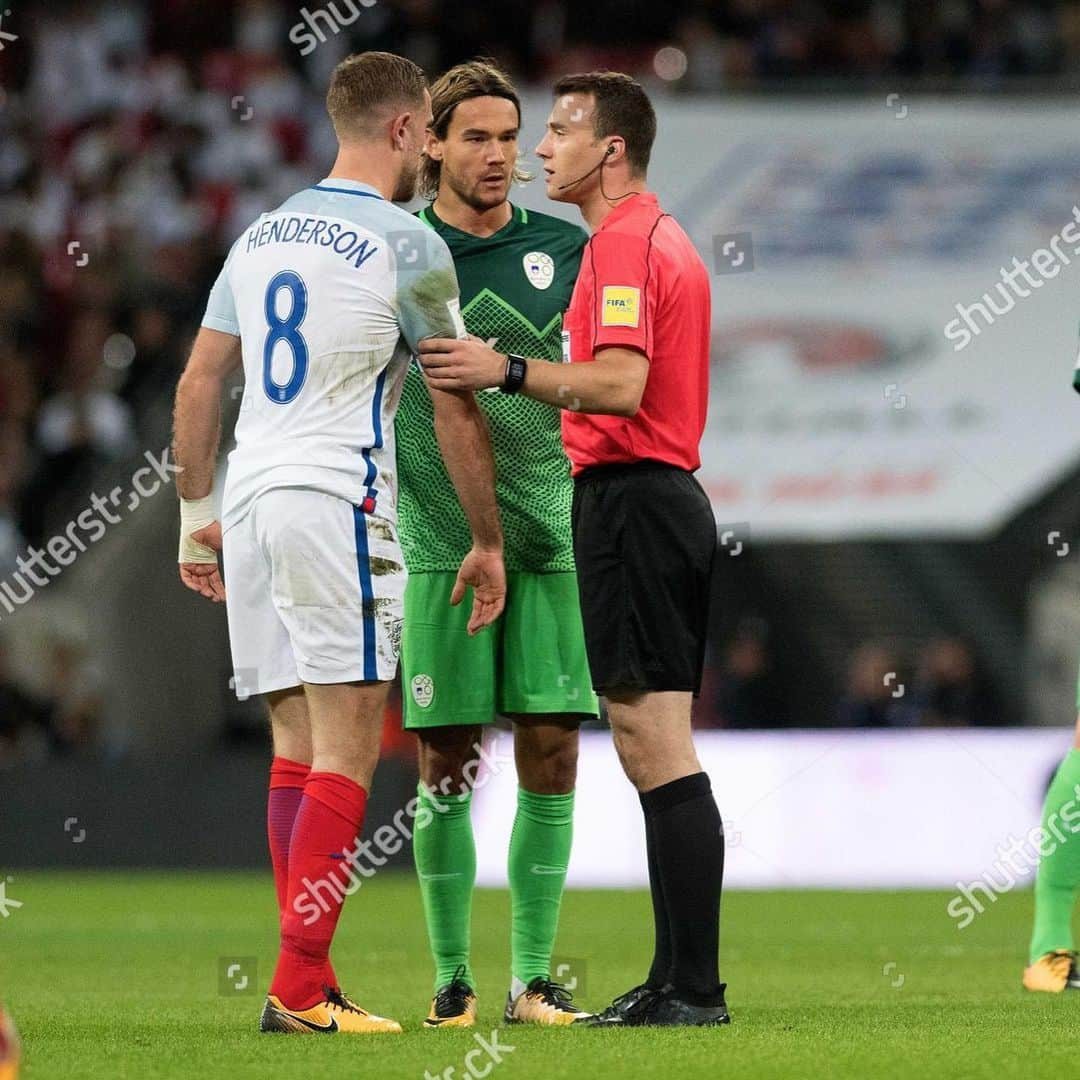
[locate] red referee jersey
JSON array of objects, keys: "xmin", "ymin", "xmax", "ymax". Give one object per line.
[{"xmin": 560, "ymin": 191, "xmax": 711, "ymax": 475}]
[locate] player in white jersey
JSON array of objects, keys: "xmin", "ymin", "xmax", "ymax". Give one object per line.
[{"xmin": 171, "ymin": 52, "xmax": 505, "ymax": 1036}]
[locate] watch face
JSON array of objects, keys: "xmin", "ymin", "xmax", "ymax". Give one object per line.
[{"xmin": 503, "ymin": 356, "xmax": 526, "ymax": 393}]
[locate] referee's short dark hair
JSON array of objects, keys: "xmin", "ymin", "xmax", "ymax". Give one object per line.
[{"xmin": 552, "ymin": 71, "xmax": 657, "ymax": 176}]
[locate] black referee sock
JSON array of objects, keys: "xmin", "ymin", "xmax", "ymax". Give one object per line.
[
  {"xmin": 643, "ymin": 811, "xmax": 673, "ymax": 990},
  {"xmin": 640, "ymin": 772, "xmax": 725, "ymax": 1006}
]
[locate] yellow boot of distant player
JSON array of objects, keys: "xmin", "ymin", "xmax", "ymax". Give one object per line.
[
  {"xmin": 1022, "ymin": 950, "xmax": 1079, "ymax": 993},
  {"xmin": 0, "ymin": 1007, "xmax": 20, "ymax": 1080},
  {"xmin": 260, "ymin": 987, "xmax": 402, "ymax": 1034}
]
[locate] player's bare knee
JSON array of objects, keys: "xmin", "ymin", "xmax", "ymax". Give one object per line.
[
  {"xmin": 518, "ymin": 739, "xmax": 578, "ymax": 794},
  {"xmin": 267, "ymin": 687, "xmax": 312, "ymax": 763},
  {"xmin": 608, "ymin": 712, "xmax": 652, "ymax": 756},
  {"xmin": 512, "ymin": 719, "xmax": 579, "ymax": 794},
  {"xmin": 418, "ymin": 725, "xmax": 483, "ymax": 790},
  {"xmin": 314, "ymin": 753, "xmax": 378, "ymax": 790},
  {"xmin": 545, "ymin": 738, "xmax": 579, "ymax": 792}
]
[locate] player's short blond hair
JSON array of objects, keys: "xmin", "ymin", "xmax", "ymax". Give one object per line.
[
  {"xmin": 326, "ymin": 51, "xmax": 427, "ymax": 142},
  {"xmin": 419, "ymin": 59, "xmax": 532, "ymax": 201}
]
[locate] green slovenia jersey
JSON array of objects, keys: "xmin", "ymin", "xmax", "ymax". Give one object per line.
[{"xmin": 396, "ymin": 203, "xmax": 588, "ymax": 573}]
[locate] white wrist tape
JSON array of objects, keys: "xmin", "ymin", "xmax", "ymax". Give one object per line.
[{"xmin": 178, "ymin": 495, "xmax": 219, "ymax": 564}]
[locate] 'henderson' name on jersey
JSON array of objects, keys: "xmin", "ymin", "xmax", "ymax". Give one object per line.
[{"xmin": 244, "ymin": 213, "xmax": 380, "ymax": 271}]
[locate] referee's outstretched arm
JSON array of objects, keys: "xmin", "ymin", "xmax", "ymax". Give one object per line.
[{"xmin": 417, "ymin": 336, "xmax": 649, "ymax": 417}]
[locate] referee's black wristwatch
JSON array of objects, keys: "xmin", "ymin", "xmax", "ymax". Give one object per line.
[{"xmin": 501, "ymin": 353, "xmax": 528, "ymax": 394}]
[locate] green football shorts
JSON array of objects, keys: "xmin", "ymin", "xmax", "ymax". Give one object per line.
[{"xmin": 401, "ymin": 570, "xmax": 600, "ymax": 729}]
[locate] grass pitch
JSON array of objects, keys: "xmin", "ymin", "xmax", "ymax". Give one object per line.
[{"xmin": 4, "ymin": 872, "xmax": 1077, "ymax": 1079}]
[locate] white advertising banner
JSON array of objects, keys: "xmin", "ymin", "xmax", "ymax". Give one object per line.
[
  {"xmin": 510, "ymin": 98, "xmax": 1080, "ymax": 539},
  {"xmin": 472, "ymin": 729, "xmax": 1071, "ymax": 890}
]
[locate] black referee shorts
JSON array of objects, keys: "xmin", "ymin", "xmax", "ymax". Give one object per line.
[{"xmin": 571, "ymin": 460, "xmax": 717, "ymax": 695}]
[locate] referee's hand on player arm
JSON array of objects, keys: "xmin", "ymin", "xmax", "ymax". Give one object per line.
[
  {"xmin": 418, "ymin": 337, "xmax": 648, "ymax": 417},
  {"xmin": 173, "ymin": 327, "xmax": 240, "ymax": 604}
]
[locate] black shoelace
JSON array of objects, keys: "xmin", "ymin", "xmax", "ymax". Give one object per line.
[
  {"xmin": 324, "ymin": 986, "xmax": 363, "ymax": 1014},
  {"xmin": 531, "ymin": 979, "xmax": 577, "ymax": 1009},
  {"xmin": 434, "ymin": 965, "xmax": 474, "ymax": 1017}
]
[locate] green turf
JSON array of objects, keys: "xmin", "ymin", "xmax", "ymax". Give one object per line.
[{"xmin": 3, "ymin": 871, "xmax": 1077, "ymax": 1078}]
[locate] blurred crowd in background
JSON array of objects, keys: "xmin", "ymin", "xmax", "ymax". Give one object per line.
[
  {"xmin": 0, "ymin": 1, "xmax": 1060, "ymax": 763},
  {"xmin": 700, "ymin": 622, "xmax": 1000, "ymax": 729}
]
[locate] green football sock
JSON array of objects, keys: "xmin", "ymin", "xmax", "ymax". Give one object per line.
[
  {"xmin": 413, "ymin": 784, "xmax": 476, "ymax": 992},
  {"xmin": 508, "ymin": 787, "xmax": 575, "ymax": 987},
  {"xmin": 1029, "ymin": 749, "xmax": 1080, "ymax": 963}
]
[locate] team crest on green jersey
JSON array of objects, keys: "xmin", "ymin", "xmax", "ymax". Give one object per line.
[{"xmin": 523, "ymin": 251, "xmax": 555, "ymax": 290}]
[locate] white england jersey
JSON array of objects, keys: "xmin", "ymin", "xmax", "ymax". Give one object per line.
[{"xmin": 201, "ymin": 177, "xmax": 466, "ymax": 530}]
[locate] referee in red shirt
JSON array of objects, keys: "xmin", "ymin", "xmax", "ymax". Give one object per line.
[{"xmin": 419, "ymin": 71, "xmax": 727, "ymax": 1028}]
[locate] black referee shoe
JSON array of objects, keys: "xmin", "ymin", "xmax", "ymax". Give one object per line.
[
  {"xmin": 637, "ymin": 987, "xmax": 730, "ymax": 1027},
  {"xmin": 574, "ymin": 983, "xmax": 665, "ymax": 1026},
  {"xmin": 578, "ymin": 983, "xmax": 730, "ymax": 1028}
]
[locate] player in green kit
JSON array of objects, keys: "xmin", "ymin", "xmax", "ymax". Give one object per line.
[
  {"xmin": 1023, "ymin": 701, "xmax": 1080, "ymax": 992},
  {"xmin": 395, "ymin": 60, "xmax": 599, "ymax": 1027},
  {"xmin": 1019, "ymin": 358, "xmax": 1080, "ymax": 989},
  {"xmin": 1022, "ymin": 364, "xmax": 1080, "ymax": 992}
]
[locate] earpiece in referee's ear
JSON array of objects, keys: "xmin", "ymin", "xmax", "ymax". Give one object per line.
[{"xmin": 605, "ymin": 144, "xmax": 616, "ymax": 156}]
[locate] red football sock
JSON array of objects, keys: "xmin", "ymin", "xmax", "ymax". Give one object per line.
[
  {"xmin": 270, "ymin": 771, "xmax": 368, "ymax": 1010},
  {"xmin": 268, "ymin": 758, "xmax": 341, "ymax": 992},
  {"xmin": 268, "ymin": 757, "xmax": 310, "ymax": 911}
]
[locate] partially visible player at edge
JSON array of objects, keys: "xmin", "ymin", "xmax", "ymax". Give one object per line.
[
  {"xmin": 395, "ymin": 60, "xmax": 598, "ymax": 1029},
  {"xmin": 1022, "ymin": 368, "xmax": 1080, "ymax": 991},
  {"xmin": 0, "ymin": 1006, "xmax": 18, "ymax": 1080},
  {"xmin": 172, "ymin": 51, "xmax": 506, "ymax": 1035},
  {"xmin": 419, "ymin": 71, "xmax": 729, "ymax": 1027}
]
